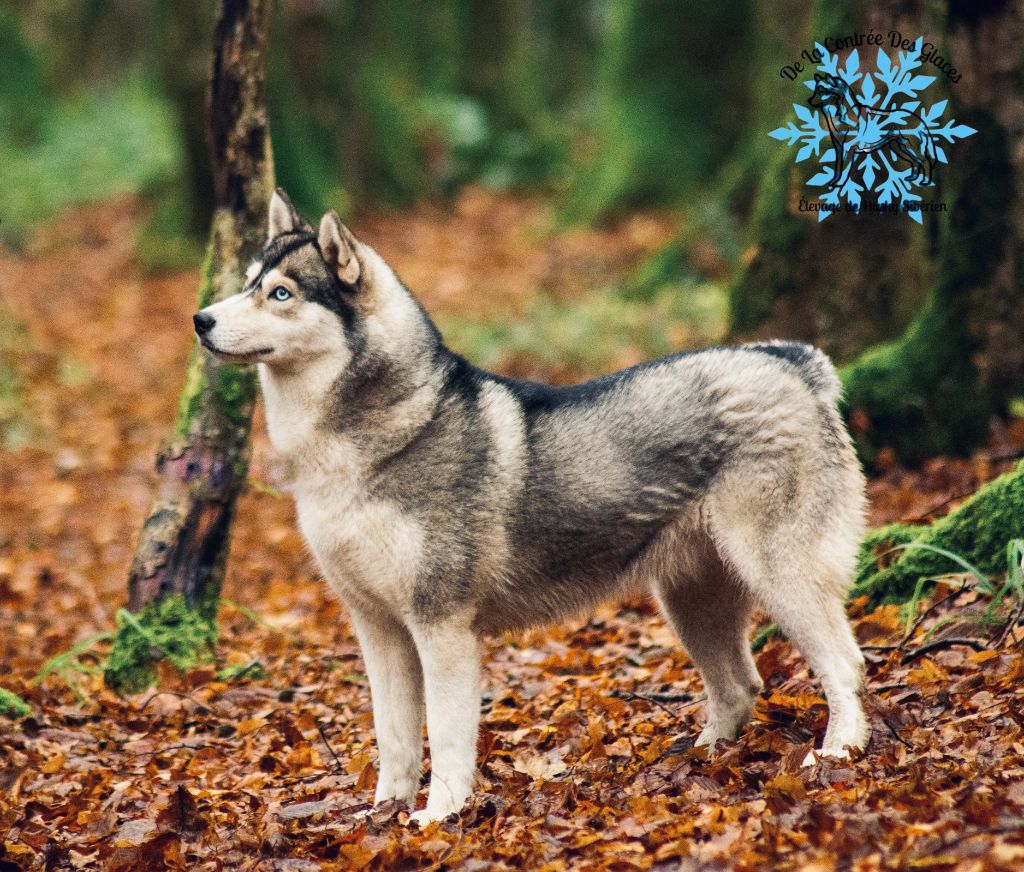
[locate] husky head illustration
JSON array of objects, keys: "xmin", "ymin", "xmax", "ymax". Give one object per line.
[
  {"xmin": 808, "ymin": 72, "xmax": 851, "ymax": 119},
  {"xmin": 194, "ymin": 189, "xmax": 433, "ymax": 373}
]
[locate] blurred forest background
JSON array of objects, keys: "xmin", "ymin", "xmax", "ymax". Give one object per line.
[
  {"xmin": 3, "ymin": 3, "xmax": 1024, "ymax": 865},
  {"xmin": 1, "ymin": 0, "xmax": 1022, "ymax": 467}
]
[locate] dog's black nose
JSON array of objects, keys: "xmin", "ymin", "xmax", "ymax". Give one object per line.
[{"xmin": 193, "ymin": 312, "xmax": 215, "ymax": 336}]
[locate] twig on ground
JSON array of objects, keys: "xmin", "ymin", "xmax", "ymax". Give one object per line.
[
  {"xmin": 317, "ymin": 723, "xmax": 344, "ymax": 774},
  {"xmin": 611, "ymin": 689, "xmax": 695, "ymax": 718},
  {"xmin": 882, "ymin": 719, "xmax": 912, "ymax": 749},
  {"xmin": 900, "ymin": 637, "xmax": 988, "ymax": 664},
  {"xmin": 900, "ymin": 583, "xmax": 971, "ymax": 646},
  {"xmin": 995, "ymin": 597, "xmax": 1024, "ymax": 648},
  {"xmin": 138, "ymin": 690, "xmax": 215, "ymax": 716}
]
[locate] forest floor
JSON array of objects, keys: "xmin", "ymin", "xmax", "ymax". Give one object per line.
[{"xmin": 1, "ymin": 195, "xmax": 1024, "ymax": 870}]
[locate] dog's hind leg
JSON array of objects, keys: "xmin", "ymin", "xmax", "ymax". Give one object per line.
[
  {"xmin": 890, "ymin": 135, "xmax": 926, "ymax": 183},
  {"xmin": 348, "ymin": 608, "xmax": 425, "ymax": 807},
  {"xmin": 710, "ymin": 508, "xmax": 868, "ymax": 761},
  {"xmin": 654, "ymin": 545, "xmax": 763, "ymax": 747}
]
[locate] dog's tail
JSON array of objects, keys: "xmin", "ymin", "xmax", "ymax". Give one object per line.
[{"xmin": 746, "ymin": 341, "xmax": 843, "ymax": 405}]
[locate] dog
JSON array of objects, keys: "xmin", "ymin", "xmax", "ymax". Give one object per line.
[
  {"xmin": 808, "ymin": 71, "xmax": 937, "ymax": 190},
  {"xmin": 194, "ymin": 189, "xmax": 869, "ymax": 824}
]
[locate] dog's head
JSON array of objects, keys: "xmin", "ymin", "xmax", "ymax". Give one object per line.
[
  {"xmin": 193, "ymin": 189, "xmax": 371, "ymax": 369},
  {"xmin": 808, "ymin": 73, "xmax": 849, "ymax": 109}
]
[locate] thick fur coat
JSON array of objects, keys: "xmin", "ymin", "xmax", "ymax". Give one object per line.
[{"xmin": 195, "ymin": 190, "xmax": 869, "ymax": 823}]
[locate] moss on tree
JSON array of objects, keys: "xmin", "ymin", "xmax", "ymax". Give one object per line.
[
  {"xmin": 728, "ymin": 150, "xmax": 810, "ymax": 335},
  {"xmin": 841, "ymin": 108, "xmax": 1018, "ymax": 463},
  {"xmin": 104, "ymin": 594, "xmax": 217, "ymax": 694},
  {"xmin": 853, "ymin": 462, "xmax": 1024, "ymax": 605},
  {"xmin": 725, "ymin": 0, "xmax": 936, "ymax": 365}
]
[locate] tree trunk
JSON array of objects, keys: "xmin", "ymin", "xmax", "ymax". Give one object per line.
[
  {"xmin": 727, "ymin": 0, "xmax": 941, "ymax": 365},
  {"xmin": 842, "ymin": 0, "xmax": 1024, "ymax": 463},
  {"xmin": 561, "ymin": 0, "xmax": 755, "ymax": 224},
  {"xmin": 107, "ymin": 0, "xmax": 273, "ymax": 693}
]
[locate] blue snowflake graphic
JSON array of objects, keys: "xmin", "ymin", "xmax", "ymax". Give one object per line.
[{"xmin": 769, "ymin": 37, "xmax": 976, "ymax": 223}]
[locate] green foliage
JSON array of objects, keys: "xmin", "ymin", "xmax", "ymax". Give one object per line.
[
  {"xmin": 441, "ymin": 280, "xmax": 728, "ymax": 375},
  {"xmin": 0, "ymin": 75, "xmax": 182, "ymax": 242},
  {"xmin": 563, "ymin": 0, "xmax": 753, "ymax": 223},
  {"xmin": 104, "ymin": 595, "xmax": 216, "ymax": 694},
  {"xmin": 0, "ymin": 7, "xmax": 50, "ymax": 143},
  {"xmin": 268, "ymin": 0, "xmax": 573, "ymax": 214},
  {"xmin": 216, "ymin": 661, "xmax": 267, "ymax": 682},
  {"xmin": 893, "ymin": 539, "xmax": 1024, "ymax": 637},
  {"xmin": 34, "ymin": 631, "xmax": 114, "ymax": 687},
  {"xmin": 135, "ymin": 188, "xmax": 205, "ymax": 272},
  {"xmin": 853, "ymin": 463, "xmax": 1024, "ymax": 606},
  {"xmin": 0, "ymin": 689, "xmax": 32, "ymax": 720}
]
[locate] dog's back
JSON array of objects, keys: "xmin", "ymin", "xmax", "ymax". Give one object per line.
[
  {"xmin": 201, "ymin": 192, "xmax": 871, "ymax": 821},
  {"xmin": 455, "ymin": 341, "xmax": 863, "ymax": 633}
]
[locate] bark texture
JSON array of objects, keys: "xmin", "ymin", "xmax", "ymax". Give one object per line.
[
  {"xmin": 842, "ymin": 0, "xmax": 1024, "ymax": 462},
  {"xmin": 728, "ymin": 0, "xmax": 941, "ymax": 364},
  {"xmin": 121, "ymin": 0, "xmax": 272, "ymax": 638}
]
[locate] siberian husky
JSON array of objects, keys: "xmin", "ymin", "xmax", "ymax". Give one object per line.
[{"xmin": 194, "ymin": 189, "xmax": 868, "ymax": 823}]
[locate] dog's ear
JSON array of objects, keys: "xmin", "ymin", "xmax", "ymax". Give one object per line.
[
  {"xmin": 318, "ymin": 211, "xmax": 361, "ymax": 286},
  {"xmin": 268, "ymin": 188, "xmax": 305, "ymax": 240}
]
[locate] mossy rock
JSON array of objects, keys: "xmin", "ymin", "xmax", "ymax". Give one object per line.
[{"xmin": 854, "ymin": 462, "xmax": 1024, "ymax": 605}]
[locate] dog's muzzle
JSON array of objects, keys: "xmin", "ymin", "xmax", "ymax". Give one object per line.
[{"xmin": 193, "ymin": 312, "xmax": 215, "ymax": 336}]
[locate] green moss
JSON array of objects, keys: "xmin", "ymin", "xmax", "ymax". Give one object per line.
[
  {"xmin": 173, "ymin": 245, "xmax": 257, "ymax": 441},
  {"xmin": 840, "ymin": 109, "xmax": 1015, "ymax": 463},
  {"xmin": 0, "ymin": 75, "xmax": 182, "ymax": 242},
  {"xmin": 0, "ymin": 688, "xmax": 31, "ymax": 720},
  {"xmin": 104, "ymin": 594, "xmax": 216, "ymax": 694},
  {"xmin": 195, "ymin": 242, "xmax": 217, "ymax": 309},
  {"xmin": 173, "ymin": 347, "xmax": 206, "ymax": 441},
  {"xmin": 728, "ymin": 151, "xmax": 809, "ymax": 335},
  {"xmin": 840, "ymin": 297, "xmax": 989, "ymax": 464},
  {"xmin": 853, "ymin": 463, "xmax": 1024, "ymax": 605},
  {"xmin": 215, "ymin": 364, "xmax": 258, "ymax": 432}
]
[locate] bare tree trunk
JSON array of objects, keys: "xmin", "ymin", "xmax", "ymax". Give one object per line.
[
  {"xmin": 842, "ymin": 0, "xmax": 1024, "ymax": 463},
  {"xmin": 108, "ymin": 0, "xmax": 273, "ymax": 692},
  {"xmin": 728, "ymin": 0, "xmax": 941, "ymax": 365}
]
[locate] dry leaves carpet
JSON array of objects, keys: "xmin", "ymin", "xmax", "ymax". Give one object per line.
[{"xmin": 1, "ymin": 196, "xmax": 1023, "ymax": 870}]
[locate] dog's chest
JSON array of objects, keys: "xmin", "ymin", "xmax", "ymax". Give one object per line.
[{"xmin": 293, "ymin": 466, "xmax": 425, "ymax": 618}]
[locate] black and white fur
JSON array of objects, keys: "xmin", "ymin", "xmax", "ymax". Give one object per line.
[{"xmin": 195, "ymin": 190, "xmax": 869, "ymax": 823}]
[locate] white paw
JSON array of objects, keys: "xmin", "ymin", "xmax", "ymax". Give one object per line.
[
  {"xmin": 801, "ymin": 746, "xmax": 851, "ymax": 768},
  {"xmin": 407, "ymin": 808, "xmax": 441, "ymax": 828}
]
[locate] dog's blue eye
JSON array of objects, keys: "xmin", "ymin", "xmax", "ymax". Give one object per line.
[{"xmin": 271, "ymin": 286, "xmax": 292, "ymax": 302}]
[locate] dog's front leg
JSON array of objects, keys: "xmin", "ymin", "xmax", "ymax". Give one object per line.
[
  {"xmin": 407, "ymin": 617, "xmax": 480, "ymax": 825},
  {"xmin": 348, "ymin": 608, "xmax": 424, "ymax": 808}
]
